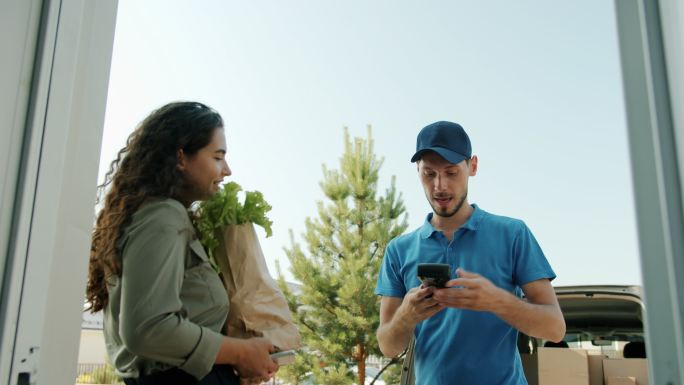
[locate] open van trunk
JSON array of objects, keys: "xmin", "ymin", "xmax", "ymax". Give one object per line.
[{"xmin": 554, "ymin": 286, "xmax": 644, "ymax": 350}]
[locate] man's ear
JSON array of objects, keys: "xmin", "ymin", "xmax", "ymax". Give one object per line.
[
  {"xmin": 177, "ymin": 149, "xmax": 186, "ymax": 171},
  {"xmin": 469, "ymin": 155, "xmax": 478, "ymax": 176}
]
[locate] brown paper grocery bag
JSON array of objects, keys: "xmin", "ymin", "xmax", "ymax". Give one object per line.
[{"xmin": 214, "ymin": 222, "xmax": 301, "ymax": 350}]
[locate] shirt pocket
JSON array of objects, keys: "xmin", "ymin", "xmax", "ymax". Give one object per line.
[{"xmin": 181, "ymin": 239, "xmax": 228, "ymax": 318}]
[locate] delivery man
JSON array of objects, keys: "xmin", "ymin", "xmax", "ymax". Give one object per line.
[{"xmin": 375, "ymin": 121, "xmax": 565, "ymax": 385}]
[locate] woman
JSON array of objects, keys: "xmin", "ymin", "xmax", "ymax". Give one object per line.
[{"xmin": 86, "ymin": 102, "xmax": 278, "ymax": 385}]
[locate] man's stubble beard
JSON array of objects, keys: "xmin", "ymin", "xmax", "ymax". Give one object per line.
[{"xmin": 431, "ymin": 191, "xmax": 468, "ymax": 218}]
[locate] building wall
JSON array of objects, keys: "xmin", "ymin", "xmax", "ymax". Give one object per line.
[{"xmin": 77, "ymin": 330, "xmax": 107, "ymax": 365}]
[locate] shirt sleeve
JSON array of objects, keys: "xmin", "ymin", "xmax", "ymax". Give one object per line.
[
  {"xmin": 118, "ymin": 205, "xmax": 223, "ymax": 379},
  {"xmin": 375, "ymin": 240, "xmax": 407, "ymax": 298},
  {"xmin": 512, "ymin": 221, "xmax": 556, "ymax": 287}
]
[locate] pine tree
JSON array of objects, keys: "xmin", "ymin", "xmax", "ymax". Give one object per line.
[{"xmin": 277, "ymin": 127, "xmax": 408, "ymax": 385}]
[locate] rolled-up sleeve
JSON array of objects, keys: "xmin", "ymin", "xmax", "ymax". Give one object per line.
[{"xmin": 119, "ymin": 207, "xmax": 223, "ymax": 379}]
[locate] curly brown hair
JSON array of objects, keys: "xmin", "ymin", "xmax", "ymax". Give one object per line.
[{"xmin": 86, "ymin": 101, "xmax": 223, "ymax": 312}]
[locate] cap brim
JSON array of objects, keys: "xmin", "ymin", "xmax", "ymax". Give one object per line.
[{"xmin": 410, "ymin": 147, "xmax": 468, "ymax": 164}]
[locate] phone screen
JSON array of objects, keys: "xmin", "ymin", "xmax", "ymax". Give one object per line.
[{"xmin": 417, "ymin": 263, "xmax": 450, "ymax": 288}]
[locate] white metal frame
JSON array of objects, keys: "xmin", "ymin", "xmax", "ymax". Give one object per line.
[
  {"xmin": 0, "ymin": 1, "xmax": 118, "ymax": 384},
  {"xmin": 615, "ymin": 0, "xmax": 684, "ymax": 383},
  {"xmin": 0, "ymin": 0, "xmax": 43, "ymax": 339}
]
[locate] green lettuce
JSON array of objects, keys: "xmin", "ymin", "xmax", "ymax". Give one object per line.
[{"xmin": 195, "ymin": 182, "xmax": 273, "ymax": 266}]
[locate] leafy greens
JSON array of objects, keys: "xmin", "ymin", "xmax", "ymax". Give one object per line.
[{"xmin": 195, "ymin": 182, "xmax": 273, "ymax": 266}]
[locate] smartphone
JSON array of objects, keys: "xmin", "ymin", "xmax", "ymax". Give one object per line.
[
  {"xmin": 270, "ymin": 350, "xmax": 296, "ymax": 366},
  {"xmin": 417, "ymin": 263, "xmax": 451, "ymax": 288}
]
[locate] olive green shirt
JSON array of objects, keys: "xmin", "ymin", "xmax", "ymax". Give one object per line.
[{"xmin": 103, "ymin": 199, "xmax": 229, "ymax": 380}]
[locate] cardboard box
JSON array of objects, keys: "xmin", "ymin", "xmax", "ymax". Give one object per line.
[
  {"xmin": 588, "ymin": 354, "xmax": 607, "ymax": 385},
  {"xmin": 522, "ymin": 348, "xmax": 589, "ymax": 385},
  {"xmin": 607, "ymin": 377, "xmax": 636, "ymax": 385},
  {"xmin": 602, "ymin": 359, "xmax": 649, "ymax": 385}
]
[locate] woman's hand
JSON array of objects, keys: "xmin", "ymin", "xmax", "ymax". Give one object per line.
[
  {"xmin": 215, "ymin": 336, "xmax": 278, "ymax": 381},
  {"xmin": 233, "ymin": 337, "xmax": 279, "ymax": 381}
]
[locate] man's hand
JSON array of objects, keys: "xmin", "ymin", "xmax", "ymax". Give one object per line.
[
  {"xmin": 377, "ymin": 285, "xmax": 444, "ymax": 357},
  {"xmin": 432, "ymin": 268, "xmax": 566, "ymax": 342},
  {"xmin": 400, "ymin": 285, "xmax": 444, "ymax": 323},
  {"xmin": 432, "ymin": 268, "xmax": 506, "ymax": 312}
]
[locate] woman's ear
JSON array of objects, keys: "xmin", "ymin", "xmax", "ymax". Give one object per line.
[{"xmin": 177, "ymin": 149, "xmax": 186, "ymax": 171}]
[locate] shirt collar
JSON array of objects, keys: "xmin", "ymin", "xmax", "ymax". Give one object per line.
[{"xmin": 419, "ymin": 204, "xmax": 483, "ymax": 239}]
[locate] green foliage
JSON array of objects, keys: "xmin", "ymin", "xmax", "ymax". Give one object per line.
[
  {"xmin": 277, "ymin": 127, "xmax": 408, "ymax": 385},
  {"xmin": 276, "ymin": 353, "xmax": 355, "ymax": 385},
  {"xmin": 194, "ymin": 181, "xmax": 273, "ymax": 264},
  {"xmin": 312, "ymin": 362, "xmax": 355, "ymax": 385},
  {"xmin": 76, "ymin": 363, "xmax": 123, "ymax": 384},
  {"xmin": 379, "ymin": 358, "xmax": 403, "ymax": 385}
]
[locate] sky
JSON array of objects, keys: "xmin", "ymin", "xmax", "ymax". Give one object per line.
[{"xmin": 100, "ymin": 0, "xmax": 642, "ymax": 287}]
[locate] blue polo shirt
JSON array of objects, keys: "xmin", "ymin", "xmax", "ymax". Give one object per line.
[{"xmin": 375, "ymin": 204, "xmax": 555, "ymax": 385}]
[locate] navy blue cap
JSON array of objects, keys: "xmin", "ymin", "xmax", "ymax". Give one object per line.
[{"xmin": 410, "ymin": 121, "xmax": 472, "ymax": 164}]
